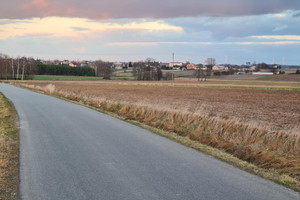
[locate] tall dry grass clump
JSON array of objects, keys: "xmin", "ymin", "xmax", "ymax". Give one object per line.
[
  {"xmin": 17, "ymin": 83, "xmax": 300, "ymax": 182},
  {"xmin": 116, "ymin": 105, "xmax": 300, "ymax": 173},
  {"xmin": 44, "ymin": 84, "xmax": 56, "ymax": 94}
]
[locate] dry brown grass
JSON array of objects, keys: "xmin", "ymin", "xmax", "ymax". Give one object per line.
[
  {"xmin": 14, "ymin": 80, "xmax": 300, "ymax": 190},
  {"xmin": 0, "ymin": 93, "xmax": 19, "ymax": 200}
]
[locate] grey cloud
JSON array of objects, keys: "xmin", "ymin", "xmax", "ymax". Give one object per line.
[
  {"xmin": 166, "ymin": 12, "xmax": 300, "ymax": 41},
  {"xmin": 293, "ymin": 11, "xmax": 300, "ymax": 17},
  {"xmin": 1, "ymin": 0, "xmax": 300, "ymax": 19},
  {"xmin": 71, "ymin": 27, "xmax": 91, "ymax": 31},
  {"xmin": 273, "ymin": 25, "xmax": 288, "ymax": 32},
  {"xmin": 0, "ymin": 20, "xmax": 32, "ymax": 25}
]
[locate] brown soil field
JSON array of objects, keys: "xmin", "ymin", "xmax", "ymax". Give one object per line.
[{"xmin": 22, "ymin": 80, "xmax": 300, "ymax": 132}]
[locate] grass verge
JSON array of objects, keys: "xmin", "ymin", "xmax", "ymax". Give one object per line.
[
  {"xmin": 0, "ymin": 93, "xmax": 19, "ymax": 200},
  {"xmin": 14, "ymin": 83, "xmax": 300, "ymax": 193}
]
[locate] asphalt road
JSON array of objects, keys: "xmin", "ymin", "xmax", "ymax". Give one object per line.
[{"xmin": 0, "ymin": 83, "xmax": 299, "ymax": 200}]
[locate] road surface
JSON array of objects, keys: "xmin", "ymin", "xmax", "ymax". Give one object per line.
[{"xmin": 0, "ymin": 84, "xmax": 299, "ymax": 200}]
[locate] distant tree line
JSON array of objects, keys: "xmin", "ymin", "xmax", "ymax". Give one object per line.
[
  {"xmin": 37, "ymin": 64, "xmax": 95, "ymax": 76},
  {"xmin": 0, "ymin": 54, "xmax": 37, "ymax": 80}
]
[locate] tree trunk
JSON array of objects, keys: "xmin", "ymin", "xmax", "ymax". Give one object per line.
[
  {"xmin": 22, "ymin": 60, "xmax": 25, "ymax": 80},
  {"xmin": 11, "ymin": 59, "xmax": 14, "ymax": 79},
  {"xmin": 17, "ymin": 59, "xmax": 20, "ymax": 80},
  {"xmin": 6, "ymin": 62, "xmax": 8, "ymax": 80}
]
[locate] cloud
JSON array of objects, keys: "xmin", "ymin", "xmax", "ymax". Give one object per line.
[
  {"xmin": 108, "ymin": 42, "xmax": 159, "ymax": 47},
  {"xmin": 107, "ymin": 41, "xmax": 300, "ymax": 46},
  {"xmin": 71, "ymin": 27, "xmax": 91, "ymax": 31},
  {"xmin": 23, "ymin": 33, "xmax": 54, "ymax": 37},
  {"xmin": 163, "ymin": 10, "xmax": 300, "ymax": 41},
  {"xmin": 259, "ymin": 41, "xmax": 300, "ymax": 45},
  {"xmin": 293, "ymin": 11, "xmax": 300, "ymax": 17},
  {"xmin": 0, "ymin": 20, "xmax": 32, "ymax": 25},
  {"xmin": 0, "ymin": 17, "xmax": 182, "ymax": 40},
  {"xmin": 1, "ymin": 0, "xmax": 300, "ymax": 19},
  {"xmin": 32, "ymin": 0, "xmax": 49, "ymax": 7},
  {"xmin": 251, "ymin": 35, "xmax": 300, "ymax": 40},
  {"xmin": 1, "ymin": 3, "xmax": 300, "ymax": 65},
  {"xmin": 273, "ymin": 25, "xmax": 288, "ymax": 32}
]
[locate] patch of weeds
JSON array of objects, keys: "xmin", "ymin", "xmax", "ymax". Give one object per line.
[{"xmin": 280, "ymin": 175, "xmax": 295, "ymax": 186}]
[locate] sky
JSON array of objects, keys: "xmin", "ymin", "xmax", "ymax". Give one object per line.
[{"xmin": 0, "ymin": 0, "xmax": 300, "ymax": 64}]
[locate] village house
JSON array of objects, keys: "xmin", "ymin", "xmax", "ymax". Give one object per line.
[
  {"xmin": 250, "ymin": 66, "xmax": 257, "ymax": 71},
  {"xmin": 69, "ymin": 61, "xmax": 79, "ymax": 67},
  {"xmin": 186, "ymin": 64, "xmax": 197, "ymax": 70},
  {"xmin": 169, "ymin": 62, "xmax": 182, "ymax": 67},
  {"xmin": 61, "ymin": 60, "xmax": 69, "ymax": 65},
  {"xmin": 212, "ymin": 65, "xmax": 229, "ymax": 71},
  {"xmin": 80, "ymin": 61, "xmax": 89, "ymax": 67}
]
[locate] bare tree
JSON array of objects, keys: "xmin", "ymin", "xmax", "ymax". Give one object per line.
[
  {"xmin": 204, "ymin": 58, "xmax": 216, "ymax": 70},
  {"xmin": 132, "ymin": 61, "xmax": 162, "ymax": 81},
  {"xmin": 21, "ymin": 57, "xmax": 26, "ymax": 80},
  {"xmin": 193, "ymin": 64, "xmax": 208, "ymax": 81},
  {"xmin": 0, "ymin": 55, "xmax": 37, "ymax": 80},
  {"xmin": 16, "ymin": 58, "xmax": 20, "ymax": 80},
  {"xmin": 92, "ymin": 60, "xmax": 113, "ymax": 79},
  {"xmin": 11, "ymin": 59, "xmax": 15, "ymax": 79}
]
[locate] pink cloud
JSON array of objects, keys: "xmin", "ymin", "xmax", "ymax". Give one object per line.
[
  {"xmin": 31, "ymin": 0, "xmax": 49, "ymax": 7},
  {"xmin": 107, "ymin": 41, "xmax": 300, "ymax": 46},
  {"xmin": 1, "ymin": 0, "xmax": 299, "ymax": 19},
  {"xmin": 107, "ymin": 42, "xmax": 159, "ymax": 46},
  {"xmin": 260, "ymin": 41, "xmax": 300, "ymax": 45},
  {"xmin": 251, "ymin": 35, "xmax": 300, "ymax": 41},
  {"xmin": 24, "ymin": 32, "xmax": 53, "ymax": 37}
]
